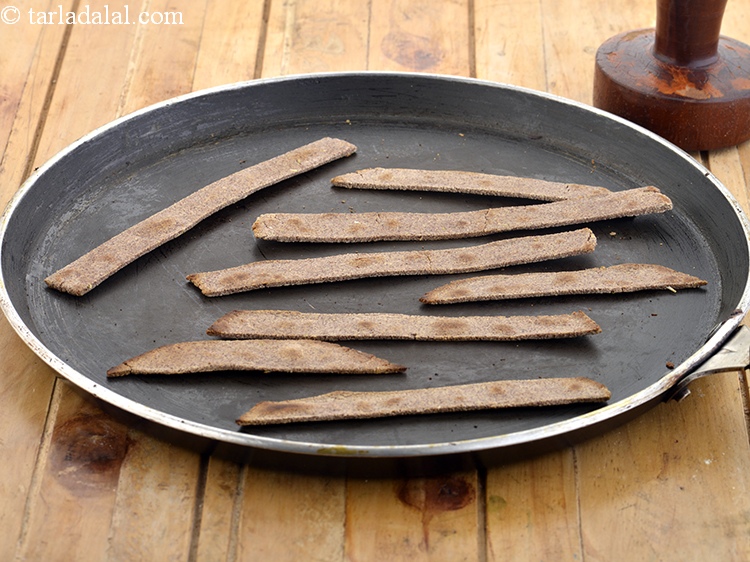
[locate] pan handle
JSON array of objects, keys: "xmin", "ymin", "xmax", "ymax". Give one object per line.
[{"xmin": 667, "ymin": 324, "xmax": 750, "ymax": 402}]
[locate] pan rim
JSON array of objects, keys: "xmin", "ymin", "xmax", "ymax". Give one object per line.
[{"xmin": 2, "ymin": 71, "xmax": 749, "ymax": 458}]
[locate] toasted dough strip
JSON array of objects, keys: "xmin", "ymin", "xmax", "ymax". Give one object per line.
[
  {"xmin": 188, "ymin": 228, "xmax": 596, "ymax": 297},
  {"xmin": 421, "ymin": 263, "xmax": 708, "ymax": 304},
  {"xmin": 252, "ymin": 186, "xmax": 671, "ymax": 243},
  {"xmin": 106, "ymin": 339, "xmax": 405, "ymax": 377},
  {"xmin": 207, "ymin": 309, "xmax": 601, "ymax": 341},
  {"xmin": 45, "ymin": 137, "xmax": 357, "ymax": 296},
  {"xmin": 331, "ymin": 168, "xmax": 612, "ymax": 200},
  {"xmin": 236, "ymin": 377, "xmax": 612, "ymax": 425}
]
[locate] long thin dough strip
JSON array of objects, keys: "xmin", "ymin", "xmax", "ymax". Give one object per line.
[
  {"xmin": 187, "ymin": 228, "xmax": 597, "ymax": 297},
  {"xmin": 106, "ymin": 339, "xmax": 405, "ymax": 377},
  {"xmin": 236, "ymin": 377, "xmax": 612, "ymax": 425},
  {"xmin": 207, "ymin": 309, "xmax": 601, "ymax": 341},
  {"xmin": 252, "ymin": 186, "xmax": 671, "ymax": 243},
  {"xmin": 331, "ymin": 168, "xmax": 612, "ymax": 200},
  {"xmin": 421, "ymin": 263, "xmax": 708, "ymax": 304},
  {"xmin": 45, "ymin": 137, "xmax": 357, "ymax": 296}
]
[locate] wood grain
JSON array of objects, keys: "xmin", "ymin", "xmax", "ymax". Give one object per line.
[
  {"xmin": 192, "ymin": 1, "xmax": 266, "ymax": 88},
  {"xmin": 576, "ymin": 373, "xmax": 750, "ymax": 559},
  {"xmin": 0, "ymin": 0, "xmax": 76, "ymax": 556},
  {"xmin": 16, "ymin": 384, "xmax": 129, "ymax": 561},
  {"xmin": 235, "ymin": 467, "xmax": 346, "ymax": 561},
  {"xmin": 193, "ymin": 458, "xmax": 244, "ymax": 561},
  {"xmin": 0, "ymin": 324, "xmax": 55, "ymax": 557},
  {"xmin": 541, "ymin": 0, "xmax": 655, "ymax": 104},
  {"xmin": 474, "ymin": 0, "xmax": 546, "ymax": 89},
  {"xmin": 485, "ymin": 451, "xmax": 582, "ymax": 560},
  {"xmin": 106, "ymin": 428, "xmax": 201, "ymax": 560},
  {"xmin": 345, "ymin": 472, "xmax": 481, "ymax": 561},
  {"xmin": 30, "ymin": 0, "xmax": 142, "ymax": 168},
  {"xmin": 115, "ymin": 0, "xmax": 207, "ymax": 117},
  {"xmin": 369, "ymin": 0, "xmax": 471, "ymax": 75},
  {"xmin": 263, "ymin": 0, "xmax": 371, "ymax": 74},
  {"xmin": 0, "ymin": 0, "xmax": 77, "ymax": 202}
]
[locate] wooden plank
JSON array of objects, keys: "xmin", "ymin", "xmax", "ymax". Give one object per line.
[
  {"xmin": 16, "ymin": 383, "xmax": 130, "ymax": 561},
  {"xmin": 368, "ymin": 0, "xmax": 471, "ymax": 75},
  {"xmin": 105, "ymin": 427, "xmax": 201, "ymax": 560},
  {"xmin": 541, "ymin": 0, "xmax": 654, "ymax": 104},
  {"xmin": 95, "ymin": 7, "xmax": 210, "ymax": 557},
  {"xmin": 0, "ymin": 0, "xmax": 59, "ymax": 177},
  {"xmin": 194, "ymin": 458, "xmax": 243, "ymax": 561},
  {"xmin": 473, "ymin": 0, "xmax": 546, "ymax": 90},
  {"xmin": 235, "ymin": 467, "xmax": 346, "ymax": 561},
  {"xmin": 192, "ymin": 1, "xmax": 267, "ymax": 89},
  {"xmin": 31, "ymin": 0, "xmax": 143, "ymax": 167},
  {"xmin": 0, "ymin": 0, "xmax": 77, "ymax": 203},
  {"xmin": 706, "ymin": 147, "xmax": 750, "ymax": 211},
  {"xmin": 262, "ymin": 0, "xmax": 371, "ymax": 75},
  {"xmin": 345, "ymin": 472, "xmax": 480, "ymax": 561},
  {"xmin": 485, "ymin": 452, "xmax": 581, "ymax": 560},
  {"xmin": 576, "ymin": 373, "xmax": 750, "ymax": 560},
  {"xmin": 115, "ymin": 0, "xmax": 207, "ymax": 116},
  {"xmin": 0, "ymin": 1, "xmax": 76, "ymax": 556},
  {"xmin": 0, "ymin": 342, "xmax": 58, "ymax": 558}
]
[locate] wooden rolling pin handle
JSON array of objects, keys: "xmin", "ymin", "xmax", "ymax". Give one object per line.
[{"xmin": 653, "ymin": 0, "xmax": 727, "ymax": 67}]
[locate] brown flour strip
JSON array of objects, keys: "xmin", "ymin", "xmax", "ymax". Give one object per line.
[
  {"xmin": 45, "ymin": 137, "xmax": 357, "ymax": 296},
  {"xmin": 236, "ymin": 377, "xmax": 612, "ymax": 425},
  {"xmin": 106, "ymin": 339, "xmax": 405, "ymax": 377},
  {"xmin": 187, "ymin": 228, "xmax": 597, "ymax": 297},
  {"xmin": 251, "ymin": 186, "xmax": 671, "ymax": 243},
  {"xmin": 421, "ymin": 263, "xmax": 708, "ymax": 304},
  {"xmin": 331, "ymin": 167, "xmax": 612, "ymax": 200},
  {"xmin": 207, "ymin": 309, "xmax": 601, "ymax": 341}
]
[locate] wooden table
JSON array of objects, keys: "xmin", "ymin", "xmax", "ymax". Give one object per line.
[{"xmin": 3, "ymin": 1, "xmax": 750, "ymax": 560}]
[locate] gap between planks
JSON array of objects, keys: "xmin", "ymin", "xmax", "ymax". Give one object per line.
[
  {"xmin": 20, "ymin": 0, "xmax": 81, "ymax": 183},
  {"xmin": 253, "ymin": 0, "xmax": 274, "ymax": 79},
  {"xmin": 14, "ymin": 377, "xmax": 65, "ymax": 558},
  {"xmin": 467, "ymin": 0, "xmax": 477, "ymax": 78},
  {"xmin": 187, "ymin": 453, "xmax": 211, "ymax": 562}
]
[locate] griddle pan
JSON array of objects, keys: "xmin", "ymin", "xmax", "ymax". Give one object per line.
[{"xmin": 2, "ymin": 72, "xmax": 749, "ymax": 459}]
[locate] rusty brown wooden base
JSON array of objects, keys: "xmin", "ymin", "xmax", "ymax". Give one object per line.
[{"xmin": 594, "ymin": 28, "xmax": 750, "ymax": 151}]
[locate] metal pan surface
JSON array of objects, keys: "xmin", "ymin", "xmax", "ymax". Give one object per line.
[{"xmin": 1, "ymin": 72, "xmax": 749, "ymax": 458}]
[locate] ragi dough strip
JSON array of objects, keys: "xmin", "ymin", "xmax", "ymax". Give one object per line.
[
  {"xmin": 106, "ymin": 339, "xmax": 405, "ymax": 377},
  {"xmin": 187, "ymin": 228, "xmax": 597, "ymax": 297},
  {"xmin": 207, "ymin": 309, "xmax": 601, "ymax": 341},
  {"xmin": 331, "ymin": 167, "xmax": 612, "ymax": 200},
  {"xmin": 45, "ymin": 137, "xmax": 357, "ymax": 296},
  {"xmin": 421, "ymin": 263, "xmax": 708, "ymax": 304},
  {"xmin": 252, "ymin": 186, "xmax": 671, "ymax": 243},
  {"xmin": 236, "ymin": 377, "xmax": 612, "ymax": 425}
]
